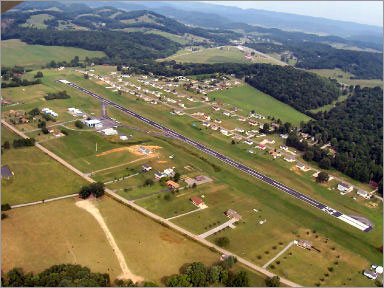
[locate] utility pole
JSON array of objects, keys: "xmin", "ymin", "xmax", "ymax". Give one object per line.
[{"xmin": 96, "ymin": 142, "xmax": 98, "ymax": 152}]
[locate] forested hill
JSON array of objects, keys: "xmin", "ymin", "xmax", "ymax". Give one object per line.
[
  {"xmin": 2, "ymin": 28, "xmax": 181, "ymax": 64},
  {"xmin": 301, "ymin": 86, "xmax": 383, "ymax": 188},
  {"xmin": 130, "ymin": 62, "xmax": 341, "ymax": 112},
  {"xmin": 245, "ymin": 42, "xmax": 383, "ymax": 80}
]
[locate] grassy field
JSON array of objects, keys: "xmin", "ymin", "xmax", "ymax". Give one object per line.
[
  {"xmin": 1, "ymin": 39, "xmax": 106, "ymax": 67},
  {"xmin": 309, "ymin": 93, "xmax": 350, "ymax": 113},
  {"xmin": 208, "ymin": 84, "xmax": 312, "ymax": 126},
  {"xmin": 1, "ymin": 196, "xmax": 266, "ymax": 285},
  {"xmin": 166, "ymin": 47, "xmax": 252, "ymax": 64},
  {"xmin": 20, "ymin": 14, "xmax": 53, "ymax": 29},
  {"xmin": 309, "ymin": 69, "xmax": 382, "ymax": 88},
  {"xmin": 1, "ymin": 126, "xmax": 87, "ymax": 205}
]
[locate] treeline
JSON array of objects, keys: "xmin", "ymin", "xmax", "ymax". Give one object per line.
[
  {"xmin": 288, "ymin": 86, "xmax": 382, "ymax": 192},
  {"xmin": 246, "ymin": 42, "xmax": 383, "ymax": 79},
  {"xmin": 12, "ymin": 138, "xmax": 35, "ymax": 148},
  {"xmin": 44, "ymin": 90, "xmax": 70, "ymax": 100},
  {"xmin": 2, "ymin": 264, "xmax": 110, "ymax": 287},
  {"xmin": 2, "ymin": 27, "xmax": 181, "ymax": 64},
  {"xmin": 129, "ymin": 61, "xmax": 341, "ymax": 112},
  {"xmin": 165, "ymin": 258, "xmax": 250, "ymax": 287},
  {"xmin": 1, "ymin": 78, "xmax": 41, "ymax": 88}
]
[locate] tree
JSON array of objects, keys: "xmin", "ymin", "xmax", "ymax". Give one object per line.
[
  {"xmin": 34, "ymin": 71, "xmax": 43, "ymax": 78},
  {"xmin": 173, "ymin": 172, "xmax": 180, "ymax": 182},
  {"xmin": 74, "ymin": 120, "xmax": 84, "ymax": 129},
  {"xmin": 28, "ymin": 107, "xmax": 40, "ymax": 116},
  {"xmin": 215, "ymin": 236, "xmax": 230, "ymax": 248},
  {"xmin": 319, "ymin": 157, "xmax": 331, "ymax": 170},
  {"xmin": 144, "ymin": 178, "xmax": 154, "ymax": 186},
  {"xmin": 231, "ymin": 140, "xmax": 236, "ymax": 145},
  {"xmin": 192, "ymin": 183, "xmax": 197, "ymax": 189},
  {"xmin": 265, "ymin": 276, "xmax": 280, "ymax": 287},
  {"xmin": 207, "ymin": 266, "xmax": 222, "ymax": 284},
  {"xmin": 166, "ymin": 274, "xmax": 191, "ymax": 287},
  {"xmin": 84, "ymin": 74, "xmax": 89, "ymax": 79},
  {"xmin": 3, "ymin": 141, "xmax": 10, "ymax": 150},
  {"xmin": 42, "ymin": 127, "xmax": 49, "ymax": 134},
  {"xmin": 1, "ymin": 203, "xmax": 11, "ymax": 211},
  {"xmin": 316, "ymin": 171, "xmax": 329, "ymax": 183},
  {"xmin": 221, "ymin": 255, "xmax": 237, "ymax": 269},
  {"xmin": 79, "ymin": 186, "xmax": 91, "ymax": 199},
  {"xmin": 185, "ymin": 262, "xmax": 207, "ymax": 287},
  {"xmin": 226, "ymin": 271, "xmax": 249, "ymax": 287}
]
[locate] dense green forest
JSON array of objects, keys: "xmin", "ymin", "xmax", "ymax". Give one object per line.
[
  {"xmin": 129, "ymin": 61, "xmax": 341, "ymax": 112},
  {"xmin": 1, "ymin": 264, "xmax": 110, "ymax": 286},
  {"xmin": 245, "ymin": 42, "xmax": 383, "ymax": 79},
  {"xmin": 2, "ymin": 27, "xmax": 181, "ymax": 64},
  {"xmin": 287, "ymin": 86, "xmax": 382, "ymax": 191}
]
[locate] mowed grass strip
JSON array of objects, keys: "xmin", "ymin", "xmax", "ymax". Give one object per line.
[
  {"xmin": 1, "ymin": 197, "xmax": 266, "ymax": 285},
  {"xmin": 1, "ymin": 39, "xmax": 106, "ymax": 67},
  {"xmin": 1, "ymin": 126, "xmax": 87, "ymax": 205},
  {"xmin": 208, "ymin": 84, "xmax": 311, "ymax": 126}
]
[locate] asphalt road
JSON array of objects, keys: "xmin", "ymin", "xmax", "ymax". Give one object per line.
[{"xmin": 58, "ymin": 80, "xmax": 372, "ymax": 232}]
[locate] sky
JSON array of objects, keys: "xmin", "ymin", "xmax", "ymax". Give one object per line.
[{"xmin": 206, "ymin": 1, "xmax": 383, "ymax": 26}]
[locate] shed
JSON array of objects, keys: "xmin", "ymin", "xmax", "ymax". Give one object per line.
[{"xmin": 225, "ymin": 209, "xmax": 242, "ymax": 221}]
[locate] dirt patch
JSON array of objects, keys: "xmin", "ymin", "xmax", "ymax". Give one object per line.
[
  {"xmin": 96, "ymin": 145, "xmax": 162, "ymax": 157},
  {"xmin": 290, "ymin": 166, "xmax": 302, "ymax": 176},
  {"xmin": 159, "ymin": 231, "xmax": 183, "ymax": 244},
  {"xmin": 75, "ymin": 199, "xmax": 144, "ymax": 282},
  {"xmin": 157, "ymin": 160, "xmax": 167, "ymax": 164}
]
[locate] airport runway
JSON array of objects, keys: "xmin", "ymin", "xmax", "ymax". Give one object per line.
[{"xmin": 58, "ymin": 79, "xmax": 372, "ymax": 232}]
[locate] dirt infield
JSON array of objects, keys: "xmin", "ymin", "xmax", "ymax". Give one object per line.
[
  {"xmin": 75, "ymin": 199, "xmax": 144, "ymax": 282},
  {"xmin": 96, "ymin": 145, "xmax": 162, "ymax": 157}
]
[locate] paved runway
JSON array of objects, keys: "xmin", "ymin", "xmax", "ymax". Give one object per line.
[{"xmin": 58, "ymin": 80, "xmax": 372, "ymax": 232}]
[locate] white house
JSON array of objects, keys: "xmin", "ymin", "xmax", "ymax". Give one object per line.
[
  {"xmin": 337, "ymin": 183, "xmax": 353, "ymax": 194},
  {"xmin": 357, "ymin": 190, "xmax": 371, "ymax": 199},
  {"xmin": 83, "ymin": 119, "xmax": 102, "ymax": 128}
]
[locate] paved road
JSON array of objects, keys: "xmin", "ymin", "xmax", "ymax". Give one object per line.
[
  {"xmin": 10, "ymin": 194, "xmax": 78, "ymax": 209},
  {"xmin": 58, "ymin": 80, "xmax": 372, "ymax": 233},
  {"xmin": 199, "ymin": 218, "xmax": 237, "ymax": 238},
  {"xmin": 166, "ymin": 207, "xmax": 202, "ymax": 220},
  {"xmin": 1, "ymin": 120, "xmax": 300, "ymax": 287},
  {"xmin": 263, "ymin": 241, "xmax": 295, "ymax": 269}
]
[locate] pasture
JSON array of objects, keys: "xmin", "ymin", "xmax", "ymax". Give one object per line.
[
  {"xmin": 1, "ymin": 39, "xmax": 106, "ymax": 67},
  {"xmin": 1, "ymin": 126, "xmax": 86, "ymax": 205},
  {"xmin": 208, "ymin": 84, "xmax": 311, "ymax": 126}
]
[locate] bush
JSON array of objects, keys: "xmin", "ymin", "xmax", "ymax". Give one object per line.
[
  {"xmin": 42, "ymin": 127, "xmax": 49, "ymax": 134},
  {"xmin": 164, "ymin": 193, "xmax": 172, "ymax": 201},
  {"xmin": 1, "ymin": 213, "xmax": 8, "ymax": 220},
  {"xmin": 215, "ymin": 237, "xmax": 230, "ymax": 248},
  {"xmin": 61, "ymin": 129, "xmax": 68, "ymax": 136},
  {"xmin": 265, "ymin": 276, "xmax": 280, "ymax": 287},
  {"xmin": 13, "ymin": 138, "xmax": 35, "ymax": 148},
  {"xmin": 1, "ymin": 203, "xmax": 11, "ymax": 211},
  {"xmin": 144, "ymin": 178, "xmax": 154, "ymax": 186},
  {"xmin": 75, "ymin": 120, "xmax": 84, "ymax": 129}
]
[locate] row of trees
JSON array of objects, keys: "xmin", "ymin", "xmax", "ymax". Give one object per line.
[
  {"xmin": 1, "ymin": 77, "xmax": 41, "ymax": 88},
  {"xmin": 44, "ymin": 90, "xmax": 71, "ymax": 100},
  {"xmin": 12, "ymin": 138, "xmax": 35, "ymax": 148},
  {"xmin": 165, "ymin": 258, "xmax": 250, "ymax": 287},
  {"xmin": 2, "ymin": 264, "xmax": 110, "ymax": 287}
]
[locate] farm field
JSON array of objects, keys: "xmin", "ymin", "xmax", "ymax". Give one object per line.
[
  {"xmin": 309, "ymin": 68, "xmax": 382, "ymax": 88},
  {"xmin": 20, "ymin": 13, "xmax": 54, "ymax": 29},
  {"xmin": 166, "ymin": 46, "xmax": 252, "ymax": 64},
  {"xmin": 3, "ymin": 197, "xmax": 256, "ymax": 285},
  {"xmin": 208, "ymin": 84, "xmax": 311, "ymax": 126},
  {"xmin": 1, "ymin": 39, "xmax": 106, "ymax": 68},
  {"xmin": 1, "ymin": 126, "xmax": 86, "ymax": 205}
]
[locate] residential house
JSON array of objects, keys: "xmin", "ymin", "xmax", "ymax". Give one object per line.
[
  {"xmin": 284, "ymin": 156, "xmax": 296, "ymax": 163},
  {"xmin": 235, "ymin": 127, "xmax": 245, "ymax": 133},
  {"xmin": 163, "ymin": 168, "xmax": 175, "ymax": 177},
  {"xmin": 212, "ymin": 106, "xmax": 220, "ymax": 111},
  {"xmin": 138, "ymin": 146, "xmax": 152, "ymax": 155},
  {"xmin": 363, "ymin": 270, "xmax": 377, "ymax": 280},
  {"xmin": 244, "ymin": 140, "xmax": 253, "ymax": 145},
  {"xmin": 202, "ymin": 122, "xmax": 211, "ymax": 127},
  {"xmin": 225, "ymin": 209, "xmax": 242, "ymax": 221},
  {"xmin": 296, "ymin": 163, "xmax": 310, "ymax": 172},
  {"xmin": 357, "ymin": 190, "xmax": 372, "ymax": 199},
  {"xmin": 280, "ymin": 145, "xmax": 288, "ymax": 151},
  {"xmin": 337, "ymin": 183, "xmax": 353, "ymax": 194},
  {"xmin": 82, "ymin": 119, "xmax": 102, "ymax": 128},
  {"xmin": 256, "ymin": 145, "xmax": 266, "ymax": 150},
  {"xmin": 154, "ymin": 171, "xmax": 167, "ymax": 179},
  {"xmin": 166, "ymin": 180, "xmax": 180, "ymax": 189},
  {"xmin": 296, "ymin": 240, "xmax": 312, "ymax": 250},
  {"xmin": 102, "ymin": 128, "xmax": 118, "ymax": 136},
  {"xmin": 238, "ymin": 117, "xmax": 247, "ymax": 122},
  {"xmin": 190, "ymin": 197, "xmax": 207, "ymax": 209},
  {"xmin": 142, "ymin": 164, "xmax": 152, "ymax": 172}
]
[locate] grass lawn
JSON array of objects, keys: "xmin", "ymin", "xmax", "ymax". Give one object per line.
[
  {"xmin": 1, "ymin": 39, "xmax": 106, "ymax": 67},
  {"xmin": 1, "ymin": 126, "xmax": 86, "ymax": 205},
  {"xmin": 1, "ymin": 196, "xmax": 267, "ymax": 285},
  {"xmin": 208, "ymin": 84, "xmax": 311, "ymax": 126},
  {"xmin": 20, "ymin": 14, "xmax": 53, "ymax": 29},
  {"xmin": 166, "ymin": 47, "xmax": 252, "ymax": 64}
]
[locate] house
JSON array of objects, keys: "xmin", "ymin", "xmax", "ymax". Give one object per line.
[
  {"xmin": 296, "ymin": 163, "xmax": 310, "ymax": 172},
  {"xmin": 238, "ymin": 117, "xmax": 247, "ymax": 122},
  {"xmin": 212, "ymin": 106, "xmax": 220, "ymax": 111},
  {"xmin": 232, "ymin": 135, "xmax": 242, "ymax": 142},
  {"xmin": 357, "ymin": 190, "xmax": 371, "ymax": 199},
  {"xmin": 214, "ymin": 119, "xmax": 222, "ymax": 124},
  {"xmin": 256, "ymin": 145, "xmax": 266, "ymax": 150},
  {"xmin": 244, "ymin": 140, "xmax": 253, "ymax": 145},
  {"xmin": 337, "ymin": 183, "xmax": 353, "ymax": 194},
  {"xmin": 280, "ymin": 145, "xmax": 288, "ymax": 151},
  {"xmin": 120, "ymin": 135, "xmax": 128, "ymax": 141},
  {"xmin": 211, "ymin": 125, "xmax": 219, "ymax": 131},
  {"xmin": 1, "ymin": 165, "xmax": 14, "ymax": 179},
  {"xmin": 235, "ymin": 127, "xmax": 245, "ymax": 133},
  {"xmin": 53, "ymin": 131, "xmax": 63, "ymax": 137},
  {"xmin": 223, "ymin": 111, "xmax": 231, "ymax": 116},
  {"xmin": 225, "ymin": 209, "xmax": 242, "ymax": 221},
  {"xmin": 249, "ymin": 120, "xmax": 258, "ymax": 126},
  {"xmin": 82, "ymin": 119, "xmax": 103, "ymax": 128},
  {"xmin": 269, "ymin": 150, "xmax": 281, "ymax": 157},
  {"xmin": 138, "ymin": 146, "xmax": 152, "ymax": 155},
  {"xmin": 102, "ymin": 128, "xmax": 118, "ymax": 136},
  {"xmin": 190, "ymin": 197, "xmax": 207, "ymax": 209},
  {"xmin": 166, "ymin": 180, "xmax": 180, "ymax": 189},
  {"xmin": 202, "ymin": 122, "xmax": 211, "ymax": 127},
  {"xmin": 163, "ymin": 168, "xmax": 175, "ymax": 177},
  {"xmin": 142, "ymin": 164, "xmax": 152, "ymax": 172},
  {"xmin": 363, "ymin": 270, "xmax": 377, "ymax": 280},
  {"xmin": 154, "ymin": 171, "xmax": 167, "ymax": 179},
  {"xmin": 220, "ymin": 129, "xmax": 231, "ymax": 136},
  {"xmin": 280, "ymin": 134, "xmax": 289, "ymax": 139},
  {"xmin": 296, "ymin": 240, "xmax": 312, "ymax": 250},
  {"xmin": 284, "ymin": 156, "xmax": 296, "ymax": 163},
  {"xmin": 21, "ymin": 117, "xmax": 29, "ymax": 124}
]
